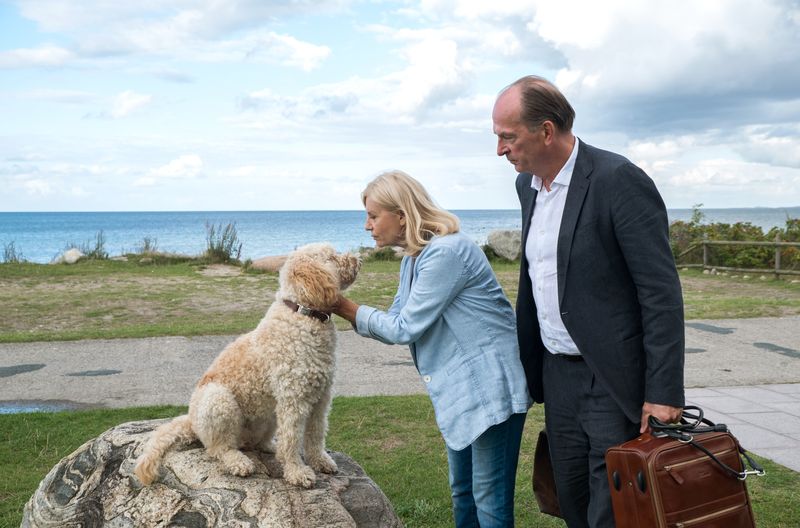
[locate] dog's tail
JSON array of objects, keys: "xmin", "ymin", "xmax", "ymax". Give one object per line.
[{"xmin": 134, "ymin": 414, "xmax": 195, "ymax": 485}]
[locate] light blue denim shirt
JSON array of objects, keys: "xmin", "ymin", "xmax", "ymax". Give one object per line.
[{"xmin": 355, "ymin": 232, "xmax": 531, "ymax": 450}]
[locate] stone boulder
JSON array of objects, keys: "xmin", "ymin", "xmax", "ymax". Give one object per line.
[
  {"xmin": 250, "ymin": 255, "xmax": 288, "ymax": 272},
  {"xmin": 51, "ymin": 248, "xmax": 85, "ymax": 265},
  {"xmin": 22, "ymin": 419, "xmax": 402, "ymax": 528},
  {"xmin": 487, "ymin": 230, "xmax": 521, "ymax": 261}
]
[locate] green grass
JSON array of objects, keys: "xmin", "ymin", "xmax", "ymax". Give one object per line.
[
  {"xmin": 2, "ymin": 397, "xmax": 796, "ymax": 527},
  {"xmin": 5, "ymin": 259, "xmax": 796, "ymax": 344},
  {"xmin": 678, "ymin": 269, "xmax": 800, "ymax": 319}
]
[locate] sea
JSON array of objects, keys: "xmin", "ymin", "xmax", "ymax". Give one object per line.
[{"xmin": 1, "ymin": 207, "xmax": 798, "ymax": 264}]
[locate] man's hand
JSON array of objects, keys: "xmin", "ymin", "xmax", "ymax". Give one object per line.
[{"xmin": 640, "ymin": 402, "xmax": 683, "ymax": 433}]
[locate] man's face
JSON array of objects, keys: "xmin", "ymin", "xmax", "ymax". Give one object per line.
[{"xmin": 492, "ymin": 87, "xmax": 544, "ymax": 175}]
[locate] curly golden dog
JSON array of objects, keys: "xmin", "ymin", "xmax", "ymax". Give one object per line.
[{"xmin": 134, "ymin": 242, "xmax": 361, "ymax": 488}]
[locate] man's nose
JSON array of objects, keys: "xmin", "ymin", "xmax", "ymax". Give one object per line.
[{"xmin": 496, "ymin": 140, "xmax": 507, "ymax": 157}]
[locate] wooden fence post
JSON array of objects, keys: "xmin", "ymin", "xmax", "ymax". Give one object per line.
[
  {"xmin": 702, "ymin": 235, "xmax": 709, "ymax": 271},
  {"xmin": 775, "ymin": 233, "xmax": 781, "ymax": 279}
]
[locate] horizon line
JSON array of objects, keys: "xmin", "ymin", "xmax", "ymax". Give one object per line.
[{"xmin": 2, "ymin": 205, "xmax": 800, "ymax": 215}]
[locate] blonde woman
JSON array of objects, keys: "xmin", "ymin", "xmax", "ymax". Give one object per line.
[{"xmin": 334, "ymin": 170, "xmax": 531, "ymax": 527}]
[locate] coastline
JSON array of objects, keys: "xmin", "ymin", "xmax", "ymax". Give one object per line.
[{"xmin": 1, "ymin": 207, "xmax": 799, "ymax": 264}]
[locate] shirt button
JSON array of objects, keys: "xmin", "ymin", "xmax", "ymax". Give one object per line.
[{"xmin": 423, "ymin": 375, "xmax": 431, "ymax": 383}]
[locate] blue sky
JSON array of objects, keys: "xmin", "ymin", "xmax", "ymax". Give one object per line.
[{"xmin": 1, "ymin": 0, "xmax": 799, "ymax": 212}]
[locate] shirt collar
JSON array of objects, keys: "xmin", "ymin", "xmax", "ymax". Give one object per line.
[{"xmin": 532, "ymin": 137, "xmax": 580, "ymax": 192}]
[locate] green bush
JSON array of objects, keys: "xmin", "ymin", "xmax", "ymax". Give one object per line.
[
  {"xmin": 670, "ymin": 205, "xmax": 799, "ymax": 271},
  {"xmin": 2, "ymin": 241, "xmax": 25, "ymax": 263},
  {"xmin": 363, "ymin": 246, "xmax": 401, "ymax": 262},
  {"xmin": 204, "ymin": 221, "xmax": 243, "ymax": 264},
  {"xmin": 68, "ymin": 230, "xmax": 108, "ymax": 260},
  {"xmin": 136, "ymin": 236, "xmax": 159, "ymax": 254}
]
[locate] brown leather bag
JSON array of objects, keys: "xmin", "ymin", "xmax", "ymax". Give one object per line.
[
  {"xmin": 605, "ymin": 406, "xmax": 764, "ymax": 528},
  {"xmin": 532, "ymin": 429, "xmax": 562, "ymax": 518}
]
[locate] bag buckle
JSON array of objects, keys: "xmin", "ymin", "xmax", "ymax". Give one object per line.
[{"xmin": 738, "ymin": 468, "xmax": 766, "ymax": 480}]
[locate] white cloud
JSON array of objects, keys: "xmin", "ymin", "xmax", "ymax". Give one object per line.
[
  {"xmin": 12, "ymin": 1, "xmax": 338, "ymax": 70},
  {"xmin": 735, "ymin": 125, "xmax": 800, "ymax": 169},
  {"xmin": 0, "ymin": 45, "xmax": 75, "ymax": 68},
  {"xmin": 23, "ymin": 179, "xmax": 53, "ymax": 195},
  {"xmin": 111, "ymin": 91, "xmax": 152, "ymax": 118},
  {"xmin": 137, "ymin": 155, "xmax": 203, "ymax": 187},
  {"xmin": 228, "ymin": 31, "xmax": 330, "ymax": 71},
  {"xmin": 4, "ymin": 0, "xmax": 800, "ymax": 211}
]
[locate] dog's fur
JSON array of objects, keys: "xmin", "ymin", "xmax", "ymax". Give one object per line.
[{"xmin": 134, "ymin": 243, "xmax": 360, "ymax": 488}]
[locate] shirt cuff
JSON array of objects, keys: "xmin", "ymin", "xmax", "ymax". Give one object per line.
[{"xmin": 355, "ymin": 305, "xmax": 377, "ymax": 338}]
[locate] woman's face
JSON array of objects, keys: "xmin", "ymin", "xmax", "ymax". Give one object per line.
[{"xmin": 364, "ymin": 196, "xmax": 406, "ymax": 248}]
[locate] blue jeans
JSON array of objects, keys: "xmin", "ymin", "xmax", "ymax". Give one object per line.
[{"xmin": 446, "ymin": 412, "xmax": 527, "ymax": 528}]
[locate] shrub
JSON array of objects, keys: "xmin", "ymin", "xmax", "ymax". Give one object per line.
[
  {"xmin": 204, "ymin": 221, "xmax": 243, "ymax": 264},
  {"xmin": 136, "ymin": 236, "xmax": 159, "ymax": 255},
  {"xmin": 71, "ymin": 230, "xmax": 108, "ymax": 260},
  {"xmin": 2, "ymin": 241, "xmax": 25, "ymax": 263},
  {"xmin": 669, "ymin": 205, "xmax": 799, "ymax": 271},
  {"xmin": 362, "ymin": 246, "xmax": 401, "ymax": 262}
]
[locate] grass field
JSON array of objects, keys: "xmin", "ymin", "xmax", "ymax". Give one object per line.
[
  {"xmin": 2, "ymin": 397, "xmax": 798, "ymax": 527},
  {"xmin": 1, "ymin": 258, "xmax": 799, "ymax": 343}
]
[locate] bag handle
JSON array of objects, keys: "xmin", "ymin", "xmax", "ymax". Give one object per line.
[{"xmin": 649, "ymin": 405, "xmax": 766, "ymax": 480}]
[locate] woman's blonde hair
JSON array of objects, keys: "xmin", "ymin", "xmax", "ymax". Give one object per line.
[{"xmin": 362, "ymin": 170, "xmax": 460, "ymax": 255}]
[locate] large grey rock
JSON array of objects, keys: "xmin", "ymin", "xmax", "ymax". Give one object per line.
[
  {"xmin": 50, "ymin": 248, "xmax": 84, "ymax": 265},
  {"xmin": 487, "ymin": 230, "xmax": 521, "ymax": 261},
  {"xmin": 22, "ymin": 419, "xmax": 402, "ymax": 528}
]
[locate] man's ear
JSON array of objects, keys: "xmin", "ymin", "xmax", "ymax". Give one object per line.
[{"xmin": 542, "ymin": 121, "xmax": 556, "ymax": 143}]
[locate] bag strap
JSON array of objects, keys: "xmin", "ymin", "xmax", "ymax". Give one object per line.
[{"xmin": 649, "ymin": 405, "xmax": 766, "ymax": 480}]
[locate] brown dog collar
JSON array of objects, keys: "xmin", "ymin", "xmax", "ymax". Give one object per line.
[{"xmin": 282, "ymin": 300, "xmax": 332, "ymax": 323}]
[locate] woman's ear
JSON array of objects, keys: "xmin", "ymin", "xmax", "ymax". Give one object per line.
[{"xmin": 398, "ymin": 212, "xmax": 406, "ymax": 226}]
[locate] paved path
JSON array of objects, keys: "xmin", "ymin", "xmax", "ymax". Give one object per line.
[{"xmin": 1, "ymin": 316, "xmax": 799, "ymax": 471}]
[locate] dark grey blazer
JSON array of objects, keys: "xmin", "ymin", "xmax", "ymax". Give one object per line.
[{"xmin": 515, "ymin": 140, "xmax": 685, "ymax": 423}]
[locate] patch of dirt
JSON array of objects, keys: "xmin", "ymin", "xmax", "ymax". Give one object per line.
[
  {"xmin": 380, "ymin": 437, "xmax": 406, "ymax": 452},
  {"xmin": 198, "ymin": 264, "xmax": 243, "ymax": 277}
]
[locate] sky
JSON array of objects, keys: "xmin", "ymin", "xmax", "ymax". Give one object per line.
[{"xmin": 1, "ymin": 0, "xmax": 799, "ymax": 212}]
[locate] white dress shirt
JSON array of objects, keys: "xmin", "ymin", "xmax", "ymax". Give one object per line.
[{"xmin": 525, "ymin": 137, "xmax": 581, "ymax": 356}]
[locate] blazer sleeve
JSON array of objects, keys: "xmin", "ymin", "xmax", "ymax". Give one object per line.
[
  {"xmin": 611, "ymin": 163, "xmax": 685, "ymax": 407},
  {"xmin": 355, "ymin": 244, "xmax": 469, "ymax": 345}
]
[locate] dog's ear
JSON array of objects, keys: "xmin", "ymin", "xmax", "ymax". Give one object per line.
[{"xmin": 287, "ymin": 258, "xmax": 339, "ymax": 309}]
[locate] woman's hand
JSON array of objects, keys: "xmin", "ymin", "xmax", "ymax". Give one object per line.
[{"xmin": 333, "ymin": 295, "xmax": 360, "ymax": 325}]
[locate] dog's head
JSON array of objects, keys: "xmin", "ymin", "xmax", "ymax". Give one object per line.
[{"xmin": 279, "ymin": 243, "xmax": 361, "ymax": 310}]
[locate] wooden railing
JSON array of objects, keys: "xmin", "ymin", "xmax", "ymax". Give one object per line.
[{"xmin": 676, "ymin": 234, "xmax": 800, "ymax": 277}]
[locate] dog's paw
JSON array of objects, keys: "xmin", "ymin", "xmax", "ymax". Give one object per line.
[
  {"xmin": 284, "ymin": 464, "xmax": 316, "ymax": 489},
  {"xmin": 308, "ymin": 452, "xmax": 337, "ymax": 474},
  {"xmin": 223, "ymin": 451, "xmax": 257, "ymax": 477}
]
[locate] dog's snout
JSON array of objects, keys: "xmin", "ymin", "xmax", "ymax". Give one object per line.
[{"xmin": 337, "ymin": 252, "xmax": 361, "ymax": 290}]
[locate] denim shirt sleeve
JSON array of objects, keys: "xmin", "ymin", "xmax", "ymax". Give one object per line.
[{"xmin": 355, "ymin": 244, "xmax": 468, "ymax": 345}]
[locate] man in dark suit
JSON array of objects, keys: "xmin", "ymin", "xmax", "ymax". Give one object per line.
[{"xmin": 492, "ymin": 75, "xmax": 685, "ymax": 527}]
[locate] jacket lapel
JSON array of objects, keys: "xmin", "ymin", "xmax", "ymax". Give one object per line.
[
  {"xmin": 520, "ymin": 174, "xmax": 537, "ymax": 256},
  {"xmin": 557, "ymin": 140, "xmax": 592, "ymax": 304}
]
